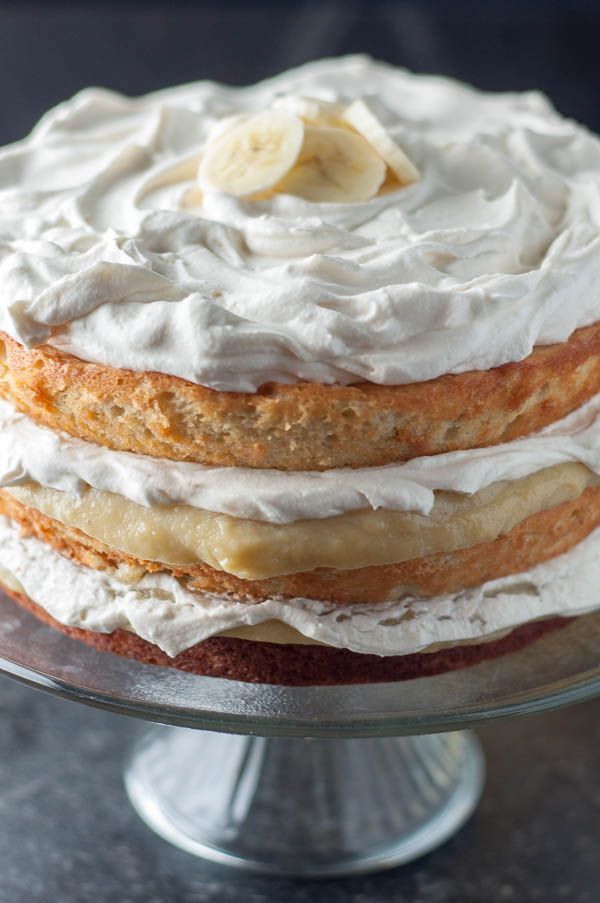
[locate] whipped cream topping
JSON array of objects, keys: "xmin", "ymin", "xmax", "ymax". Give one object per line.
[
  {"xmin": 0, "ymin": 513, "xmax": 594, "ymax": 657},
  {"xmin": 3, "ymin": 395, "xmax": 600, "ymax": 523},
  {"xmin": 2, "ymin": 56, "xmax": 600, "ymax": 391}
]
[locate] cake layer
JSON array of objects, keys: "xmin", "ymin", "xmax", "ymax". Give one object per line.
[
  {"xmin": 2, "ymin": 585, "xmax": 569, "ymax": 685},
  {"xmin": 4, "ymin": 462, "xmax": 596, "ymax": 578},
  {"xmin": 3, "ymin": 483, "xmax": 600, "ymax": 603},
  {"xmin": 3, "ymin": 324, "xmax": 600, "ymax": 469}
]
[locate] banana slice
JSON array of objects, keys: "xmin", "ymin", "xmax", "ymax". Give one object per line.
[
  {"xmin": 276, "ymin": 125, "xmax": 386, "ymax": 203},
  {"xmin": 199, "ymin": 110, "xmax": 304, "ymax": 197},
  {"xmin": 343, "ymin": 100, "xmax": 420, "ymax": 185},
  {"xmin": 272, "ymin": 95, "xmax": 345, "ymax": 126}
]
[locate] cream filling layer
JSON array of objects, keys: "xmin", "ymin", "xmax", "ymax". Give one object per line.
[
  {"xmin": 5, "ymin": 394, "xmax": 600, "ymax": 525},
  {"xmin": 0, "ymin": 571, "xmax": 509, "ymax": 651},
  {"xmin": 7, "ymin": 461, "xmax": 596, "ymax": 578},
  {"xmin": 0, "ymin": 563, "xmax": 320, "ymax": 647},
  {"xmin": 0, "ymin": 514, "xmax": 595, "ymax": 658}
]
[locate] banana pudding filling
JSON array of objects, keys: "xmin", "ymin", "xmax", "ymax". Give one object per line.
[
  {"xmin": 4, "ymin": 462, "xmax": 599, "ymax": 579},
  {"xmin": 1, "ymin": 57, "xmax": 600, "ymax": 683}
]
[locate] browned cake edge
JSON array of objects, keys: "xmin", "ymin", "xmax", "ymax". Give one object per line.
[
  {"xmin": 0, "ymin": 582, "xmax": 571, "ymax": 685},
  {"xmin": 2, "ymin": 322, "xmax": 600, "ymax": 469}
]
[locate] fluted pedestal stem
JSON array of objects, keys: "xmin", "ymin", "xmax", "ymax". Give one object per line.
[{"xmin": 125, "ymin": 725, "xmax": 484, "ymax": 876}]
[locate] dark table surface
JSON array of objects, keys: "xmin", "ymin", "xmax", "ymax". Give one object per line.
[
  {"xmin": 2, "ymin": 2, "xmax": 600, "ymax": 900},
  {"xmin": 0, "ymin": 674, "xmax": 598, "ymax": 903}
]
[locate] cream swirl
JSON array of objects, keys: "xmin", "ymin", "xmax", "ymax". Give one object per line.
[
  {"xmin": 2, "ymin": 395, "xmax": 600, "ymax": 523},
  {"xmin": 1, "ymin": 56, "xmax": 600, "ymax": 391}
]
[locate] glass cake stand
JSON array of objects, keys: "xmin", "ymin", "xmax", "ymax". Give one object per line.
[{"xmin": 1, "ymin": 590, "xmax": 600, "ymax": 877}]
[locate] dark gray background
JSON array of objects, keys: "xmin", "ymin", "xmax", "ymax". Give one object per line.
[
  {"xmin": 1, "ymin": 1, "xmax": 600, "ymax": 900},
  {"xmin": 2, "ymin": 0, "xmax": 600, "ymax": 145}
]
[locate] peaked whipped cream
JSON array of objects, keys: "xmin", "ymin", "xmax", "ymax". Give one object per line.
[
  {"xmin": 0, "ymin": 513, "xmax": 595, "ymax": 657},
  {"xmin": 2, "ymin": 395, "xmax": 600, "ymax": 523},
  {"xmin": 2, "ymin": 57, "xmax": 600, "ymax": 391}
]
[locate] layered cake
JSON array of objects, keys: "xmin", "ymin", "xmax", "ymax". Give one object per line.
[{"xmin": 1, "ymin": 56, "xmax": 600, "ymax": 684}]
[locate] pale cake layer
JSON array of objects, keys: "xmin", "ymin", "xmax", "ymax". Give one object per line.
[
  {"xmin": 2, "ymin": 323, "xmax": 600, "ymax": 470},
  {"xmin": 5, "ymin": 462, "xmax": 596, "ymax": 579},
  {"xmin": 2, "ymin": 483, "xmax": 600, "ymax": 603}
]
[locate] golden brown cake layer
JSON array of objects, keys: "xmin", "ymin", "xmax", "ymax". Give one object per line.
[
  {"xmin": 3, "ymin": 485, "xmax": 600, "ymax": 603},
  {"xmin": 0, "ymin": 581, "xmax": 570, "ymax": 685},
  {"xmin": 2, "ymin": 322, "xmax": 600, "ymax": 469}
]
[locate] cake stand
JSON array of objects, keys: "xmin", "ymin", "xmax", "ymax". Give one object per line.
[{"xmin": 1, "ymin": 591, "xmax": 600, "ymax": 878}]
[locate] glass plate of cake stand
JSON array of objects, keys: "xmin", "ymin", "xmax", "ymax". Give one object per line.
[{"xmin": 1, "ymin": 590, "xmax": 600, "ymax": 879}]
